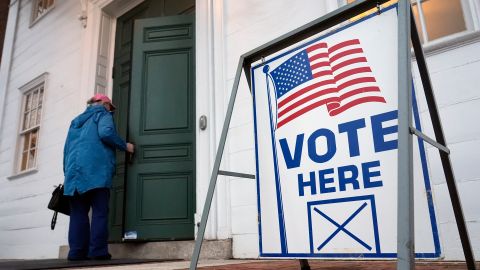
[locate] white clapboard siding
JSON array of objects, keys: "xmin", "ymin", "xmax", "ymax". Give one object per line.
[
  {"xmin": 412, "ymin": 41, "xmax": 480, "ymax": 259},
  {"xmin": 0, "ymin": 0, "xmax": 83, "ymax": 259}
]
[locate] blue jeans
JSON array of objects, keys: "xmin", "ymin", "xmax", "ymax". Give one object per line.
[{"xmin": 68, "ymin": 188, "xmax": 110, "ymax": 259}]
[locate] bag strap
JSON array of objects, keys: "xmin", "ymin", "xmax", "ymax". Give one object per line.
[{"xmin": 51, "ymin": 211, "xmax": 58, "ymax": 230}]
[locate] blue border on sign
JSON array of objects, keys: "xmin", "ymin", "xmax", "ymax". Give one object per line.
[
  {"xmin": 251, "ymin": 2, "xmax": 441, "ymax": 258},
  {"xmin": 411, "ymin": 83, "xmax": 442, "ymax": 257}
]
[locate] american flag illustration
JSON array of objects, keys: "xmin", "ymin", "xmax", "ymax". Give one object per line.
[{"xmin": 267, "ymin": 39, "xmax": 386, "ymax": 129}]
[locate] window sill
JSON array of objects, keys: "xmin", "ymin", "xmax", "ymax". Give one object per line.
[
  {"xmin": 419, "ymin": 31, "xmax": 480, "ymax": 57},
  {"xmin": 7, "ymin": 168, "xmax": 39, "ymax": 180}
]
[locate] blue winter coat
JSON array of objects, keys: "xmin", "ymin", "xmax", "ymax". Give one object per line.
[{"xmin": 63, "ymin": 105, "xmax": 127, "ymax": 196}]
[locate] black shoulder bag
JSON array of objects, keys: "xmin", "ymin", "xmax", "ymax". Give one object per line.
[{"xmin": 47, "ymin": 184, "xmax": 70, "ymax": 230}]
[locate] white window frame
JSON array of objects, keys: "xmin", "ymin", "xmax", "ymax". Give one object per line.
[
  {"xmin": 30, "ymin": 0, "xmax": 55, "ymax": 27},
  {"xmin": 9, "ymin": 73, "xmax": 48, "ymax": 179},
  {"xmin": 338, "ymin": 0, "xmax": 480, "ymax": 50}
]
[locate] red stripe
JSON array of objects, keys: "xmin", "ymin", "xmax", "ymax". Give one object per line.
[
  {"xmin": 328, "ymin": 96, "xmax": 386, "ymax": 116},
  {"xmin": 278, "ymin": 87, "xmax": 337, "ymax": 118},
  {"xmin": 328, "ymin": 39, "xmax": 360, "ymax": 54},
  {"xmin": 306, "ymin": 42, "xmax": 328, "ymax": 53},
  {"xmin": 277, "ymin": 97, "xmax": 337, "ymax": 129},
  {"xmin": 278, "ymin": 79, "xmax": 335, "ymax": 108},
  {"xmin": 338, "ymin": 86, "xmax": 381, "ymax": 100},
  {"xmin": 337, "ymin": 77, "xmax": 376, "ymax": 91},
  {"xmin": 330, "ymin": 48, "xmax": 363, "ymax": 63},
  {"xmin": 309, "ymin": 53, "xmax": 329, "ymax": 62},
  {"xmin": 312, "ymin": 70, "xmax": 333, "ymax": 78},
  {"xmin": 334, "ymin": 67, "xmax": 372, "ymax": 82},
  {"xmin": 310, "ymin": 61, "xmax": 330, "ymax": 70},
  {"xmin": 331, "ymin": 57, "xmax": 367, "ymax": 72},
  {"xmin": 312, "ymin": 70, "xmax": 336, "ymax": 78}
]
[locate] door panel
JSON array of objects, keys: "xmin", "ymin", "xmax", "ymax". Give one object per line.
[
  {"xmin": 109, "ymin": 1, "xmax": 150, "ymax": 242},
  {"xmin": 143, "ymin": 51, "xmax": 190, "ymax": 130},
  {"xmin": 125, "ymin": 15, "xmax": 195, "ymax": 241}
]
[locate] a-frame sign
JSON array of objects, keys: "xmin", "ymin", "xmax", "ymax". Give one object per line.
[{"xmin": 189, "ymin": 1, "xmax": 476, "ymax": 270}]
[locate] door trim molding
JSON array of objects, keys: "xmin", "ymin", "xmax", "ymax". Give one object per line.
[
  {"xmin": 196, "ymin": 0, "xmax": 231, "ymax": 239},
  {"xmin": 78, "ymin": 0, "xmax": 144, "ymax": 113}
]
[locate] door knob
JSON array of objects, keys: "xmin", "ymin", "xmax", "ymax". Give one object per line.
[{"xmin": 199, "ymin": 115, "xmax": 207, "ymax": 130}]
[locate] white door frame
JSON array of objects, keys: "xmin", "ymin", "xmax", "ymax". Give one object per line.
[{"xmin": 79, "ymin": 0, "xmax": 230, "ymax": 240}]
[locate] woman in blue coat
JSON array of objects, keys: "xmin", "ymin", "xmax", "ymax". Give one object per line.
[{"xmin": 63, "ymin": 94, "xmax": 134, "ymax": 260}]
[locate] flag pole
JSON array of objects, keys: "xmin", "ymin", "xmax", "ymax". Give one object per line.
[{"xmin": 263, "ymin": 65, "xmax": 288, "ymax": 254}]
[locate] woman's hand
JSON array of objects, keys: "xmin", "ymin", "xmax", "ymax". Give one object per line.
[{"xmin": 126, "ymin": 143, "xmax": 135, "ymax": 153}]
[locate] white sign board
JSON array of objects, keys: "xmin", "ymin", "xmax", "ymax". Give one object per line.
[{"xmin": 251, "ymin": 5, "xmax": 440, "ymax": 258}]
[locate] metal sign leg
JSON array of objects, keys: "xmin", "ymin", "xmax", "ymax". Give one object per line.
[
  {"xmin": 299, "ymin": 259, "xmax": 311, "ymax": 270},
  {"xmin": 397, "ymin": 0, "xmax": 414, "ymax": 269},
  {"xmin": 189, "ymin": 57, "xmax": 245, "ymax": 270}
]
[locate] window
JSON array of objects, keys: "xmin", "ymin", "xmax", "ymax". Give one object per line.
[
  {"xmin": 16, "ymin": 74, "xmax": 47, "ymax": 173},
  {"xmin": 412, "ymin": 0, "xmax": 468, "ymax": 43},
  {"xmin": 344, "ymin": 0, "xmax": 479, "ymax": 44},
  {"xmin": 31, "ymin": 0, "xmax": 55, "ymax": 25}
]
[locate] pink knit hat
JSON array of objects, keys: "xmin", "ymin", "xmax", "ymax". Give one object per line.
[{"xmin": 90, "ymin": 93, "xmax": 116, "ymax": 111}]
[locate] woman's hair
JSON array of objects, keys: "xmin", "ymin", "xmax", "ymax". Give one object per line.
[{"xmin": 87, "ymin": 97, "xmax": 102, "ymax": 106}]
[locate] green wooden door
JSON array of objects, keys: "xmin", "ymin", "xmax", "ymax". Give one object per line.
[{"xmin": 124, "ymin": 15, "xmax": 195, "ymax": 241}]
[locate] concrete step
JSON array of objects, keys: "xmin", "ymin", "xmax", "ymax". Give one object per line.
[{"xmin": 59, "ymin": 239, "xmax": 232, "ymax": 260}]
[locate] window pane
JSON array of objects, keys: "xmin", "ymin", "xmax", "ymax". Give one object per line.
[
  {"xmin": 36, "ymin": 106, "xmax": 42, "ymax": 125},
  {"xmin": 422, "ymin": 0, "xmax": 466, "ymax": 41},
  {"xmin": 32, "ymin": 90, "xmax": 39, "ymax": 109},
  {"xmin": 37, "ymin": 0, "xmax": 44, "ymax": 16},
  {"xmin": 29, "ymin": 109, "xmax": 37, "ymax": 129},
  {"xmin": 21, "ymin": 152, "xmax": 28, "ymax": 171},
  {"xmin": 25, "ymin": 93, "xmax": 32, "ymax": 111},
  {"xmin": 38, "ymin": 88, "xmax": 44, "ymax": 106},
  {"xmin": 28, "ymin": 149, "xmax": 36, "ymax": 169},
  {"xmin": 30, "ymin": 130, "xmax": 38, "ymax": 149},
  {"xmin": 23, "ymin": 112, "xmax": 30, "ymax": 130},
  {"xmin": 23, "ymin": 132, "xmax": 31, "ymax": 151}
]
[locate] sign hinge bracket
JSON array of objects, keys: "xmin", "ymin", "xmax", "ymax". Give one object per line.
[{"xmin": 409, "ymin": 126, "xmax": 450, "ymax": 154}]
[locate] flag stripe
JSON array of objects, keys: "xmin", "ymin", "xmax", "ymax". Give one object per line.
[
  {"xmin": 331, "ymin": 57, "xmax": 367, "ymax": 72},
  {"xmin": 277, "ymin": 97, "xmax": 337, "ymax": 129},
  {"xmin": 278, "ymin": 79, "xmax": 336, "ymax": 108},
  {"xmin": 278, "ymin": 87, "xmax": 337, "ymax": 118},
  {"xmin": 309, "ymin": 53, "xmax": 330, "ymax": 62},
  {"xmin": 337, "ymin": 77, "xmax": 376, "ymax": 92},
  {"xmin": 334, "ymin": 67, "xmax": 372, "ymax": 81},
  {"xmin": 329, "ymin": 96, "xmax": 386, "ymax": 116},
  {"xmin": 310, "ymin": 61, "xmax": 331, "ymax": 70},
  {"xmin": 306, "ymin": 42, "xmax": 328, "ymax": 52},
  {"xmin": 328, "ymin": 39, "xmax": 361, "ymax": 54},
  {"xmin": 313, "ymin": 70, "xmax": 334, "ymax": 78},
  {"xmin": 330, "ymin": 48, "xmax": 364, "ymax": 63},
  {"xmin": 338, "ymin": 86, "xmax": 381, "ymax": 100}
]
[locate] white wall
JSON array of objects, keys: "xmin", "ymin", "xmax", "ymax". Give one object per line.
[
  {"xmin": 0, "ymin": 0, "xmax": 83, "ymax": 259},
  {"xmin": 413, "ymin": 39, "xmax": 480, "ymax": 259}
]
